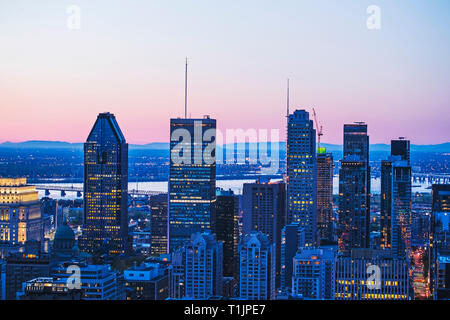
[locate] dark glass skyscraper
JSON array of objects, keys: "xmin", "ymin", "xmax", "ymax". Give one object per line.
[
  {"xmin": 286, "ymin": 110, "xmax": 317, "ymax": 246},
  {"xmin": 150, "ymin": 193, "xmax": 168, "ymax": 256},
  {"xmin": 317, "ymin": 150, "xmax": 334, "ymax": 243},
  {"xmin": 280, "ymin": 223, "xmax": 305, "ymax": 291},
  {"xmin": 79, "ymin": 112, "xmax": 130, "ymax": 256},
  {"xmin": 215, "ymin": 188, "xmax": 238, "ymax": 278},
  {"xmin": 430, "ymin": 184, "xmax": 450, "ymax": 299},
  {"xmin": 380, "ymin": 139, "xmax": 411, "ymax": 256},
  {"xmin": 243, "ymin": 180, "xmax": 286, "ymax": 288},
  {"xmin": 338, "ymin": 123, "xmax": 370, "ymax": 251},
  {"xmin": 169, "ymin": 116, "xmax": 216, "ymax": 251}
]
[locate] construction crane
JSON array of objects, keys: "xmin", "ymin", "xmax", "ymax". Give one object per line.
[{"xmin": 312, "ymin": 108, "xmax": 323, "ymax": 151}]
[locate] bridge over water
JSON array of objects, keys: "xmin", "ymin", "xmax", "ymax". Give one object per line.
[
  {"xmin": 35, "ymin": 185, "xmax": 164, "ymax": 197},
  {"xmin": 412, "ymin": 173, "xmax": 450, "ymax": 184}
]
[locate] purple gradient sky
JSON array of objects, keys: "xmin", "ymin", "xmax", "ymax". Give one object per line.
[{"xmin": 0, "ymin": 0, "xmax": 449, "ymax": 144}]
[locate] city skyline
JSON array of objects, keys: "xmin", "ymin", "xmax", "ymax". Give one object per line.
[{"xmin": 1, "ymin": 1, "xmax": 450, "ymax": 144}]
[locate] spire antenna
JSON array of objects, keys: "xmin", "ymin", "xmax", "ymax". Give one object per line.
[
  {"xmin": 286, "ymin": 78, "xmax": 290, "ymax": 118},
  {"xmin": 184, "ymin": 57, "xmax": 188, "ymax": 118}
]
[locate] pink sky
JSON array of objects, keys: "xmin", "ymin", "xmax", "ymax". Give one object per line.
[{"xmin": 1, "ymin": 1, "xmax": 449, "ymax": 145}]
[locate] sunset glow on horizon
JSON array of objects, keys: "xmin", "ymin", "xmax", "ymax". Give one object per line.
[{"xmin": 1, "ymin": 0, "xmax": 449, "ymax": 145}]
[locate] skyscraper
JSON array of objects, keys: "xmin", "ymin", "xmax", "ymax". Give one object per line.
[
  {"xmin": 169, "ymin": 116, "xmax": 216, "ymax": 252},
  {"xmin": 215, "ymin": 188, "xmax": 238, "ymax": 278},
  {"xmin": 243, "ymin": 179, "xmax": 286, "ymax": 288},
  {"xmin": 79, "ymin": 112, "xmax": 130, "ymax": 256},
  {"xmin": 150, "ymin": 193, "xmax": 168, "ymax": 256},
  {"xmin": 0, "ymin": 178, "xmax": 43, "ymax": 245},
  {"xmin": 380, "ymin": 139, "xmax": 411, "ymax": 256},
  {"xmin": 183, "ymin": 231, "xmax": 223, "ymax": 299},
  {"xmin": 316, "ymin": 151, "xmax": 334, "ymax": 243},
  {"xmin": 287, "ymin": 110, "xmax": 317, "ymax": 246},
  {"xmin": 429, "ymin": 184, "xmax": 450, "ymax": 299},
  {"xmin": 280, "ymin": 223, "xmax": 305, "ymax": 291},
  {"xmin": 338, "ymin": 123, "xmax": 371, "ymax": 251},
  {"xmin": 239, "ymin": 231, "xmax": 276, "ymax": 300}
]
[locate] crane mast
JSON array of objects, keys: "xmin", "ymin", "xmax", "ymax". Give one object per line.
[{"xmin": 312, "ymin": 108, "xmax": 323, "ymax": 151}]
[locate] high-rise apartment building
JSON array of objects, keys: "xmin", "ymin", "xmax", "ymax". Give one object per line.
[
  {"xmin": 239, "ymin": 231, "xmax": 276, "ymax": 300},
  {"xmin": 183, "ymin": 231, "xmax": 223, "ymax": 299}
]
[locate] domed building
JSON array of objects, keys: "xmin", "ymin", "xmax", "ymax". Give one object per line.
[{"xmin": 52, "ymin": 221, "xmax": 76, "ymax": 261}]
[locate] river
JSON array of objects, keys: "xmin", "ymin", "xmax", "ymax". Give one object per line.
[{"xmin": 36, "ymin": 176, "xmax": 432, "ymax": 200}]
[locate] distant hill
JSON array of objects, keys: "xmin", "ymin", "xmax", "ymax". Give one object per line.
[{"xmin": 1, "ymin": 141, "xmax": 449, "ymax": 153}]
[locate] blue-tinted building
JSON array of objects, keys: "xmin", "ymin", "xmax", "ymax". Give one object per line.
[
  {"xmin": 243, "ymin": 179, "xmax": 286, "ymax": 288},
  {"xmin": 184, "ymin": 231, "xmax": 223, "ymax": 299},
  {"xmin": 338, "ymin": 123, "xmax": 371, "ymax": 251},
  {"xmin": 215, "ymin": 188, "xmax": 239, "ymax": 278},
  {"xmin": 280, "ymin": 223, "xmax": 305, "ymax": 291},
  {"xmin": 169, "ymin": 117, "xmax": 216, "ymax": 252},
  {"xmin": 150, "ymin": 193, "xmax": 168, "ymax": 256},
  {"xmin": 380, "ymin": 139, "xmax": 411, "ymax": 256},
  {"xmin": 430, "ymin": 184, "xmax": 450, "ymax": 299},
  {"xmin": 79, "ymin": 112, "xmax": 130, "ymax": 256},
  {"xmin": 292, "ymin": 247, "xmax": 335, "ymax": 300},
  {"xmin": 286, "ymin": 110, "xmax": 317, "ymax": 246},
  {"xmin": 239, "ymin": 231, "xmax": 276, "ymax": 300}
]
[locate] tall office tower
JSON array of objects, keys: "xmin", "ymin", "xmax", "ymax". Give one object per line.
[
  {"xmin": 150, "ymin": 193, "xmax": 168, "ymax": 256},
  {"xmin": 292, "ymin": 247, "xmax": 336, "ymax": 300},
  {"xmin": 429, "ymin": 184, "xmax": 450, "ymax": 299},
  {"xmin": 243, "ymin": 179, "xmax": 286, "ymax": 288},
  {"xmin": 169, "ymin": 116, "xmax": 216, "ymax": 252},
  {"xmin": 287, "ymin": 110, "xmax": 317, "ymax": 247},
  {"xmin": 239, "ymin": 231, "xmax": 276, "ymax": 300},
  {"xmin": 338, "ymin": 123, "xmax": 371, "ymax": 251},
  {"xmin": 380, "ymin": 139, "xmax": 411, "ymax": 256},
  {"xmin": 0, "ymin": 178, "xmax": 43, "ymax": 245},
  {"xmin": 316, "ymin": 150, "xmax": 334, "ymax": 243},
  {"xmin": 79, "ymin": 112, "xmax": 130, "ymax": 256},
  {"xmin": 335, "ymin": 249, "xmax": 410, "ymax": 300},
  {"xmin": 183, "ymin": 232, "xmax": 223, "ymax": 299},
  {"xmin": 215, "ymin": 188, "xmax": 238, "ymax": 278},
  {"xmin": 53, "ymin": 262, "xmax": 125, "ymax": 300},
  {"xmin": 280, "ymin": 223, "xmax": 305, "ymax": 291}
]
